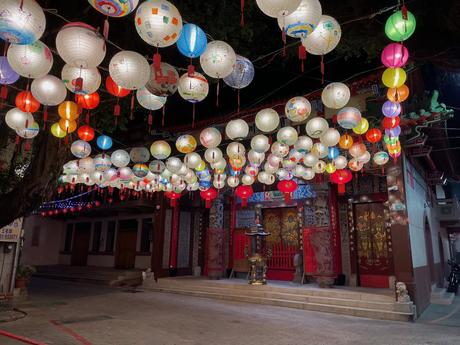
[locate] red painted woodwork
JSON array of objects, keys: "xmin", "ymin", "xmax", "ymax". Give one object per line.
[
  {"xmin": 232, "ymin": 229, "xmax": 250, "ymax": 273},
  {"xmin": 303, "ymin": 227, "xmax": 338, "ymax": 277},
  {"xmin": 228, "ymin": 196, "xmax": 237, "ymax": 269},
  {"xmin": 204, "ymin": 228, "xmax": 226, "ymax": 277},
  {"xmin": 329, "ymin": 185, "xmax": 342, "ymax": 275},
  {"xmin": 168, "ymin": 204, "xmax": 180, "ymax": 269},
  {"xmin": 360, "ymin": 274, "xmax": 390, "ymax": 288},
  {"xmin": 266, "ymin": 242, "xmax": 297, "ymax": 280}
]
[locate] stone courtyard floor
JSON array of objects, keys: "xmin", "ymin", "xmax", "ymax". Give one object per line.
[{"xmin": 1, "ymin": 278, "xmax": 459, "ymax": 345}]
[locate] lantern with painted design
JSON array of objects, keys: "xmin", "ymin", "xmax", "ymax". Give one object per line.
[
  {"xmin": 109, "ymin": 51, "xmax": 150, "ymax": 90},
  {"xmin": 7, "ymin": 41, "xmax": 53, "ymax": 78},
  {"xmin": 285, "ymin": 96, "xmax": 311, "ymax": 123}
]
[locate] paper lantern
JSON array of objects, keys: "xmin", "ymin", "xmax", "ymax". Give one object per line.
[
  {"xmin": 110, "ymin": 150, "xmax": 130, "ymax": 168},
  {"xmin": 325, "ymin": 163, "xmax": 336, "ymax": 174},
  {"xmin": 130, "ymin": 147, "xmax": 150, "ymax": 163},
  {"xmin": 236, "ymin": 185, "xmax": 253, "ymax": 207},
  {"xmin": 76, "ymin": 93, "xmax": 100, "ymax": 110},
  {"xmin": 311, "ymin": 142, "xmax": 328, "ymax": 158},
  {"xmin": 109, "ymin": 51, "xmax": 150, "ymax": 90},
  {"xmin": 58, "ymin": 119, "xmax": 77, "ymax": 133},
  {"xmin": 50, "ymin": 123, "xmax": 66, "ymax": 138},
  {"xmin": 78, "ymin": 157, "xmax": 96, "ymax": 174},
  {"xmin": 373, "ymin": 151, "xmax": 389, "ymax": 166},
  {"xmin": 200, "ymin": 187, "xmax": 218, "ymax": 208},
  {"xmin": 31, "ymin": 75, "xmax": 67, "ymax": 106},
  {"xmin": 176, "ymin": 23, "xmax": 207, "ymax": 58},
  {"xmin": 366, "ymin": 128, "xmax": 382, "ymax": 144},
  {"xmin": 268, "ymin": 154, "xmax": 282, "ymax": 167},
  {"xmin": 136, "ymin": 87, "xmax": 166, "ymax": 110},
  {"xmin": 226, "ymin": 119, "xmax": 249, "ymax": 140},
  {"xmin": 349, "ymin": 142, "xmax": 366, "ymax": 158},
  {"xmin": 0, "ymin": 56, "xmax": 19, "ymax": 84},
  {"xmin": 15, "ymin": 91, "xmax": 40, "ymax": 113},
  {"xmin": 16, "ymin": 121, "xmax": 39, "ymax": 139},
  {"xmin": 320, "ymin": 128, "xmax": 340, "ymax": 147},
  {"xmin": 248, "ymin": 150, "xmax": 265, "ymax": 166},
  {"xmin": 176, "ymin": 135, "xmax": 197, "ymax": 154},
  {"xmin": 321, "ymin": 82, "xmax": 350, "ymax": 109},
  {"xmin": 381, "ymin": 43, "xmax": 409, "ymax": 68},
  {"xmin": 271, "ymin": 142, "xmax": 290, "ymax": 158},
  {"xmin": 255, "ymin": 108, "xmax": 280, "ymax": 133},
  {"xmin": 382, "ymin": 101, "xmax": 401, "ymax": 118},
  {"xmin": 327, "ymin": 147, "xmax": 339, "ymax": 160},
  {"xmin": 302, "ymin": 15, "xmax": 341, "ymax": 55},
  {"xmin": 150, "ymin": 140, "xmax": 171, "ymax": 160},
  {"xmin": 94, "ymin": 154, "xmax": 112, "ymax": 172},
  {"xmin": 229, "ymin": 154, "xmax": 246, "ymax": 171},
  {"xmin": 285, "ymin": 96, "xmax": 311, "ymax": 123},
  {"xmin": 199, "ymin": 127, "xmax": 221, "ymax": 149},
  {"xmin": 294, "ymin": 136, "xmax": 313, "ymax": 152},
  {"xmin": 106, "ymin": 76, "xmax": 131, "ymax": 97},
  {"xmin": 7, "ymin": 41, "xmax": 53, "ymax": 78},
  {"xmin": 149, "ymin": 160, "xmax": 165, "ymax": 174},
  {"xmin": 135, "ymin": 0, "xmax": 183, "ymax": 48},
  {"xmin": 145, "ymin": 62, "xmax": 179, "ymax": 97},
  {"xmin": 77, "ymin": 125, "xmax": 95, "ymax": 142},
  {"xmin": 384, "ymin": 135, "xmax": 399, "ymax": 146},
  {"xmin": 277, "ymin": 179, "xmax": 298, "ymax": 201},
  {"xmin": 251, "ymin": 134, "xmax": 270, "ymax": 153},
  {"xmin": 223, "ymin": 55, "xmax": 255, "ymax": 89},
  {"xmin": 256, "ymin": 0, "xmax": 302, "ymax": 17},
  {"xmin": 205, "ymin": 148, "xmax": 223, "ymax": 164},
  {"xmin": 200, "ymin": 41, "xmax": 236, "ymax": 79},
  {"xmin": 88, "ymin": 0, "xmax": 139, "ymax": 17},
  {"xmin": 56, "ymin": 23, "xmax": 106, "ymax": 68},
  {"xmin": 282, "ymin": 159, "xmax": 296, "ymax": 170},
  {"xmin": 117, "ymin": 166, "xmax": 133, "ymax": 180},
  {"xmin": 178, "ymin": 72, "xmax": 209, "ymax": 103},
  {"xmin": 71, "ymin": 140, "xmax": 92, "ymax": 158},
  {"xmin": 357, "ymin": 151, "xmax": 371, "ymax": 164},
  {"xmin": 333, "ymin": 155, "xmax": 348, "ymax": 169},
  {"xmin": 306, "ymin": 117, "xmax": 328, "ymax": 138},
  {"xmin": 165, "ymin": 191, "xmax": 181, "ymax": 207},
  {"xmin": 133, "ymin": 163, "xmax": 149, "ymax": 178},
  {"xmin": 352, "ymin": 118, "xmax": 369, "ymax": 135},
  {"xmin": 330, "ymin": 169, "xmax": 352, "ymax": 193},
  {"xmin": 382, "ymin": 67, "xmax": 406, "ymax": 88},
  {"xmin": 226, "ymin": 176, "xmax": 239, "ymax": 188},
  {"xmin": 0, "ymin": 0, "xmax": 46, "ymax": 44},
  {"xmin": 227, "ymin": 142, "xmax": 246, "ymax": 158},
  {"xmin": 337, "ymin": 107, "xmax": 361, "ymax": 129},
  {"xmin": 58, "ymin": 101, "xmax": 79, "ymax": 120},
  {"xmin": 348, "ymin": 158, "xmax": 363, "ymax": 172},
  {"xmin": 303, "ymin": 167, "xmax": 315, "ymax": 180},
  {"xmin": 277, "ymin": 0, "xmax": 322, "ymax": 38},
  {"xmin": 62, "ymin": 64, "xmax": 101, "ymax": 95},
  {"xmin": 383, "ymin": 116, "xmax": 400, "ymax": 130},
  {"xmin": 385, "ymin": 126, "xmax": 401, "ymax": 137},
  {"xmin": 387, "ymin": 85, "xmax": 409, "ymax": 103},
  {"xmin": 338, "ymin": 134, "xmax": 353, "ymax": 149},
  {"xmin": 5, "ymin": 108, "xmax": 34, "ymax": 131},
  {"xmin": 277, "ymin": 126, "xmax": 298, "ymax": 146},
  {"xmin": 97, "ymin": 135, "xmax": 113, "ymax": 150},
  {"xmin": 385, "ymin": 10, "xmax": 416, "ymax": 42}
]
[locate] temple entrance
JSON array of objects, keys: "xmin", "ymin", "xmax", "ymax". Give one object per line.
[
  {"xmin": 71, "ymin": 222, "xmax": 91, "ymax": 266},
  {"xmin": 354, "ymin": 202, "xmax": 393, "ymax": 288},
  {"xmin": 115, "ymin": 219, "xmax": 138, "ymax": 269},
  {"xmin": 263, "ymin": 207, "xmax": 299, "ymax": 281}
]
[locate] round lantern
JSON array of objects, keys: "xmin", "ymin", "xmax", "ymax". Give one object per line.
[
  {"xmin": 130, "ymin": 147, "xmax": 150, "ymax": 163},
  {"xmin": 277, "ymin": 0, "xmax": 322, "ymax": 38},
  {"xmin": 71, "ymin": 140, "xmax": 92, "ymax": 158},
  {"xmin": 58, "ymin": 101, "xmax": 79, "ymax": 121},
  {"xmin": 118, "ymin": 166, "xmax": 133, "ymax": 180},
  {"xmin": 251, "ymin": 134, "xmax": 270, "ymax": 153},
  {"xmin": 366, "ymin": 128, "xmax": 382, "ymax": 144},
  {"xmin": 109, "ymin": 51, "xmax": 150, "ymax": 90},
  {"xmin": 227, "ymin": 142, "xmax": 246, "ymax": 158},
  {"xmin": 226, "ymin": 119, "xmax": 249, "ymax": 140},
  {"xmin": 303, "ymin": 153, "xmax": 318, "ymax": 167},
  {"xmin": 200, "ymin": 187, "xmax": 218, "ymax": 208},
  {"xmin": 0, "ymin": 0, "xmax": 46, "ymax": 44},
  {"xmin": 373, "ymin": 151, "xmax": 390, "ymax": 166},
  {"xmin": 277, "ymin": 126, "xmax": 298, "ymax": 146},
  {"xmin": 145, "ymin": 62, "xmax": 178, "ymax": 97},
  {"xmin": 321, "ymin": 82, "xmax": 350, "ymax": 109},
  {"xmin": 327, "ymin": 147, "xmax": 340, "ymax": 160},
  {"xmin": 223, "ymin": 55, "xmax": 255, "ymax": 89},
  {"xmin": 357, "ymin": 151, "xmax": 371, "ymax": 164},
  {"xmin": 352, "ymin": 118, "xmax": 369, "ymax": 135},
  {"xmin": 16, "ymin": 121, "xmax": 39, "ymax": 139},
  {"xmin": 311, "ymin": 142, "xmax": 328, "ymax": 158},
  {"xmin": 303, "ymin": 167, "xmax": 315, "ymax": 180},
  {"xmin": 227, "ymin": 176, "xmax": 240, "ymax": 188},
  {"xmin": 15, "ymin": 91, "xmax": 40, "ymax": 113},
  {"xmin": 103, "ymin": 168, "xmax": 118, "ymax": 182},
  {"xmin": 333, "ymin": 155, "xmax": 348, "ymax": 169},
  {"xmin": 294, "ymin": 136, "xmax": 313, "ymax": 153},
  {"xmin": 348, "ymin": 158, "xmax": 364, "ymax": 172},
  {"xmin": 381, "ymin": 43, "xmax": 409, "ymax": 68},
  {"xmin": 382, "ymin": 67, "xmax": 406, "ymax": 88},
  {"xmin": 306, "ymin": 117, "xmax": 328, "ymax": 138},
  {"xmin": 7, "ymin": 41, "xmax": 53, "ymax": 78},
  {"xmin": 337, "ymin": 107, "xmax": 361, "ymax": 129},
  {"xmin": 285, "ymin": 96, "xmax": 311, "ymax": 123},
  {"xmin": 302, "ymin": 15, "xmax": 341, "ymax": 55},
  {"xmin": 241, "ymin": 174, "xmax": 255, "ymax": 186},
  {"xmin": 200, "ymin": 127, "xmax": 222, "ymax": 149},
  {"xmin": 134, "ymin": 0, "xmax": 183, "ymax": 48},
  {"xmin": 5, "ymin": 108, "xmax": 34, "ymax": 131},
  {"xmin": 325, "ymin": 163, "xmax": 336, "ymax": 174},
  {"xmin": 61, "ymin": 65, "xmax": 101, "ymax": 95},
  {"xmin": 277, "ymin": 179, "xmax": 298, "ymax": 201},
  {"xmin": 383, "ymin": 116, "xmax": 400, "ymax": 129},
  {"xmin": 255, "ymin": 108, "xmax": 280, "ymax": 133},
  {"xmin": 349, "ymin": 142, "xmax": 367, "ymax": 158},
  {"xmin": 133, "ymin": 163, "xmax": 149, "ymax": 178},
  {"xmin": 106, "ymin": 76, "xmax": 131, "ymax": 97},
  {"xmin": 320, "ymin": 128, "xmax": 340, "ymax": 147},
  {"xmin": 94, "ymin": 154, "xmax": 112, "ymax": 172},
  {"xmin": 382, "ymin": 101, "xmax": 401, "ymax": 118},
  {"xmin": 76, "ymin": 93, "xmax": 100, "ymax": 110},
  {"xmin": 330, "ymin": 169, "xmax": 352, "ymax": 194},
  {"xmin": 58, "ymin": 119, "xmax": 77, "ymax": 133},
  {"xmin": 136, "ymin": 87, "xmax": 166, "ymax": 110},
  {"xmin": 31, "ymin": 75, "xmax": 67, "ymax": 106},
  {"xmin": 56, "ymin": 23, "xmax": 106, "ymax": 68},
  {"xmin": 0, "ymin": 56, "xmax": 19, "ymax": 85},
  {"xmin": 385, "ymin": 126, "xmax": 402, "ymax": 138},
  {"xmin": 176, "ymin": 135, "xmax": 197, "ymax": 154},
  {"xmin": 229, "ymin": 154, "xmax": 246, "ymax": 171},
  {"xmin": 165, "ymin": 191, "xmax": 181, "ymax": 207},
  {"xmin": 387, "ymin": 85, "xmax": 409, "ymax": 103},
  {"xmin": 97, "ymin": 135, "xmax": 113, "ymax": 150},
  {"xmin": 271, "ymin": 142, "xmax": 290, "ymax": 158},
  {"xmin": 313, "ymin": 160, "xmax": 326, "ymax": 173},
  {"xmin": 268, "ymin": 154, "xmax": 282, "ymax": 167},
  {"xmin": 79, "ymin": 157, "xmax": 95, "ymax": 174},
  {"xmin": 149, "ymin": 160, "xmax": 166, "ymax": 173},
  {"xmin": 235, "ymin": 185, "xmax": 253, "ymax": 207},
  {"xmin": 176, "ymin": 23, "xmax": 207, "ymax": 58},
  {"xmin": 384, "ymin": 135, "xmax": 399, "ymax": 146},
  {"xmin": 256, "ymin": 0, "xmax": 301, "ymax": 17},
  {"xmin": 385, "ymin": 10, "xmax": 416, "ymax": 42},
  {"xmin": 248, "ymin": 150, "xmax": 265, "ymax": 166},
  {"xmin": 200, "ymin": 41, "xmax": 236, "ymax": 79},
  {"xmin": 50, "ymin": 123, "xmax": 66, "ymax": 138},
  {"xmin": 88, "ymin": 0, "xmax": 139, "ymax": 17},
  {"xmin": 150, "ymin": 140, "xmax": 171, "ymax": 160},
  {"xmin": 204, "ymin": 148, "xmax": 223, "ymax": 164},
  {"xmin": 77, "ymin": 125, "xmax": 95, "ymax": 142},
  {"xmin": 178, "ymin": 72, "xmax": 209, "ymax": 103},
  {"xmin": 111, "ymin": 150, "xmax": 130, "ymax": 168}
]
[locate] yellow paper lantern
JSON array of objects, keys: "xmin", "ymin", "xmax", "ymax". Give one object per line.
[
  {"xmin": 58, "ymin": 119, "xmax": 77, "ymax": 133},
  {"xmin": 338, "ymin": 134, "xmax": 353, "ymax": 149},
  {"xmin": 325, "ymin": 163, "xmax": 336, "ymax": 174},
  {"xmin": 382, "ymin": 67, "xmax": 406, "ymax": 88},
  {"xmin": 58, "ymin": 101, "xmax": 79, "ymax": 120},
  {"xmin": 352, "ymin": 118, "xmax": 369, "ymax": 135},
  {"xmin": 51, "ymin": 123, "xmax": 67, "ymax": 138}
]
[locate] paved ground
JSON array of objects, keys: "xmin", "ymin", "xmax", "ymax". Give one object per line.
[{"xmin": 0, "ymin": 278, "xmax": 459, "ymax": 345}]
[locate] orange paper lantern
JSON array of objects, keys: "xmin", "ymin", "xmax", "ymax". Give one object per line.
[
  {"xmin": 58, "ymin": 118, "xmax": 77, "ymax": 133},
  {"xmin": 15, "ymin": 91, "xmax": 40, "ymax": 113},
  {"xmin": 387, "ymin": 85, "xmax": 409, "ymax": 102},
  {"xmin": 58, "ymin": 101, "xmax": 79, "ymax": 120},
  {"xmin": 339, "ymin": 134, "xmax": 353, "ymax": 149},
  {"xmin": 76, "ymin": 92, "xmax": 100, "ymax": 110}
]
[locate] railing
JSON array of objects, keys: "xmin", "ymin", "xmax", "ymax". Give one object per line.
[{"xmin": 267, "ymin": 242, "xmax": 297, "ymax": 270}]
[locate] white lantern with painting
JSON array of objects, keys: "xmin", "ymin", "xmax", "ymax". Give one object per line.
[
  {"xmin": 62, "ymin": 64, "xmax": 101, "ymax": 94},
  {"xmin": 200, "ymin": 40, "xmax": 236, "ymax": 79},
  {"xmin": 7, "ymin": 40, "xmax": 53, "ymax": 78},
  {"xmin": 226, "ymin": 119, "xmax": 249, "ymax": 140},
  {"xmin": 255, "ymin": 108, "xmax": 280, "ymax": 133},
  {"xmin": 277, "ymin": 126, "xmax": 298, "ymax": 146},
  {"xmin": 320, "ymin": 128, "xmax": 340, "ymax": 147},
  {"xmin": 306, "ymin": 117, "xmax": 328, "ymax": 138},
  {"xmin": 294, "ymin": 136, "xmax": 313, "ymax": 152},
  {"xmin": 321, "ymin": 82, "xmax": 350, "ymax": 109},
  {"xmin": 200, "ymin": 127, "xmax": 222, "ymax": 149},
  {"xmin": 31, "ymin": 75, "xmax": 67, "ymax": 106},
  {"xmin": 301, "ymin": 15, "xmax": 341, "ymax": 55},
  {"xmin": 251, "ymin": 134, "xmax": 270, "ymax": 153},
  {"xmin": 277, "ymin": 0, "xmax": 322, "ymax": 38},
  {"xmin": 109, "ymin": 50, "xmax": 150, "ymax": 90},
  {"xmin": 256, "ymin": 0, "xmax": 302, "ymax": 17}
]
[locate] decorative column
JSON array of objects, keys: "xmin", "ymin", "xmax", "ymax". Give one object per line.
[
  {"xmin": 168, "ymin": 200, "xmax": 180, "ymax": 276},
  {"xmin": 228, "ymin": 195, "xmax": 236, "ymax": 270},
  {"xmin": 205, "ymin": 194, "xmax": 225, "ymax": 279}
]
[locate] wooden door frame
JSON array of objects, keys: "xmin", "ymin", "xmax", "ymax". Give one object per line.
[
  {"xmin": 115, "ymin": 221, "xmax": 138, "ymax": 269},
  {"xmin": 71, "ymin": 222, "xmax": 91, "ymax": 266}
]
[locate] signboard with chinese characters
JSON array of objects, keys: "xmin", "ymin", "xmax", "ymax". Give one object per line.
[
  {"xmin": 0, "ymin": 218, "xmax": 23, "ymax": 242},
  {"xmin": 245, "ymin": 184, "xmax": 315, "ymax": 203}
]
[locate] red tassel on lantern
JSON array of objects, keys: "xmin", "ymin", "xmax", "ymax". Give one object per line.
[
  {"xmin": 75, "ymin": 77, "xmax": 83, "ymax": 93},
  {"xmin": 192, "ymin": 103, "xmax": 196, "ymax": 128},
  {"xmin": 240, "ymin": 0, "xmax": 245, "ymax": 27},
  {"xmin": 216, "ymin": 79, "xmax": 220, "ymax": 107},
  {"xmin": 85, "ymin": 111, "xmax": 90, "ymax": 124},
  {"xmin": 114, "ymin": 103, "xmax": 120, "ymax": 116},
  {"xmin": 1, "ymin": 85, "xmax": 7, "ymax": 99},
  {"xmin": 130, "ymin": 93, "xmax": 135, "ymax": 120},
  {"xmin": 298, "ymin": 44, "xmax": 307, "ymax": 73},
  {"xmin": 153, "ymin": 52, "xmax": 161, "ymax": 69},
  {"xmin": 320, "ymin": 55, "xmax": 325, "ymax": 84},
  {"xmin": 401, "ymin": 5, "xmax": 408, "ymax": 20}
]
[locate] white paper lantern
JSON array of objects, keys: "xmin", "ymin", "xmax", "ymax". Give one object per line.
[
  {"xmin": 313, "ymin": 160, "xmax": 326, "ymax": 173},
  {"xmin": 200, "ymin": 40, "xmax": 236, "ymax": 79},
  {"xmin": 288, "ymin": 149, "xmax": 304, "ymax": 162},
  {"xmin": 145, "ymin": 62, "xmax": 179, "ymax": 96},
  {"xmin": 94, "ymin": 154, "xmax": 112, "ymax": 172},
  {"xmin": 79, "ymin": 157, "xmax": 95, "ymax": 174},
  {"xmin": 103, "ymin": 168, "xmax": 118, "ymax": 182},
  {"xmin": 302, "ymin": 15, "xmax": 341, "ymax": 55},
  {"xmin": 71, "ymin": 140, "xmax": 92, "ymax": 158},
  {"xmin": 264, "ymin": 162, "xmax": 278, "ymax": 174},
  {"xmin": 61, "ymin": 64, "xmax": 101, "ymax": 95},
  {"xmin": 255, "ymin": 108, "xmax": 280, "ymax": 133},
  {"xmin": 294, "ymin": 164, "xmax": 306, "ymax": 177},
  {"xmin": 16, "ymin": 121, "xmax": 39, "ymax": 139},
  {"xmin": 118, "ymin": 166, "xmax": 133, "ymax": 180},
  {"xmin": 277, "ymin": 126, "xmax": 298, "ymax": 146},
  {"xmin": 306, "ymin": 117, "xmax": 329, "ymax": 138},
  {"xmin": 337, "ymin": 107, "xmax": 362, "ymax": 129},
  {"xmin": 166, "ymin": 157, "xmax": 182, "ymax": 173},
  {"xmin": 31, "ymin": 75, "xmax": 67, "ymax": 106},
  {"xmin": 0, "ymin": 0, "xmax": 46, "ymax": 44},
  {"xmin": 109, "ymin": 50, "xmax": 150, "ymax": 90},
  {"xmin": 5, "ymin": 108, "xmax": 34, "ymax": 131},
  {"xmin": 320, "ymin": 128, "xmax": 340, "ymax": 147},
  {"xmin": 285, "ymin": 96, "xmax": 312, "ymax": 123},
  {"xmin": 268, "ymin": 154, "xmax": 282, "ymax": 168},
  {"xmin": 184, "ymin": 152, "xmax": 202, "ymax": 169},
  {"xmin": 294, "ymin": 136, "xmax": 313, "ymax": 152},
  {"xmin": 251, "ymin": 134, "xmax": 270, "ymax": 153},
  {"xmin": 276, "ymin": 168, "xmax": 291, "ymax": 180},
  {"xmin": 200, "ymin": 127, "xmax": 221, "ymax": 148},
  {"xmin": 226, "ymin": 119, "xmax": 249, "ymax": 140},
  {"xmin": 277, "ymin": 0, "xmax": 322, "ymax": 38},
  {"xmin": 7, "ymin": 40, "xmax": 53, "ymax": 78},
  {"xmin": 178, "ymin": 72, "xmax": 209, "ymax": 103},
  {"xmin": 311, "ymin": 142, "xmax": 328, "ymax": 158},
  {"xmin": 242, "ymin": 174, "xmax": 255, "ymax": 185},
  {"xmin": 321, "ymin": 82, "xmax": 350, "ymax": 109},
  {"xmin": 204, "ymin": 148, "xmax": 223, "ymax": 164},
  {"xmin": 136, "ymin": 86, "xmax": 166, "ymax": 110},
  {"xmin": 357, "ymin": 151, "xmax": 371, "ymax": 164},
  {"xmin": 211, "ymin": 158, "xmax": 227, "ymax": 172},
  {"xmin": 248, "ymin": 150, "xmax": 265, "ymax": 165},
  {"xmin": 373, "ymin": 151, "xmax": 389, "ymax": 166},
  {"xmin": 149, "ymin": 160, "xmax": 166, "ymax": 174},
  {"xmin": 111, "ymin": 149, "xmax": 130, "ymax": 168},
  {"xmin": 227, "ymin": 142, "xmax": 246, "ymax": 158},
  {"xmin": 213, "ymin": 179, "xmax": 226, "ymax": 190},
  {"xmin": 150, "ymin": 140, "xmax": 171, "ymax": 160},
  {"xmin": 282, "ymin": 159, "xmax": 297, "ymax": 170},
  {"xmin": 303, "ymin": 153, "xmax": 318, "ymax": 167},
  {"xmin": 130, "ymin": 147, "xmax": 150, "ymax": 163},
  {"xmin": 134, "ymin": 0, "xmax": 183, "ymax": 48},
  {"xmin": 56, "ymin": 22, "xmax": 106, "ymax": 68},
  {"xmin": 227, "ymin": 176, "xmax": 239, "ymax": 188},
  {"xmin": 271, "ymin": 141, "xmax": 290, "ymax": 158},
  {"xmin": 303, "ymin": 167, "xmax": 315, "ymax": 180},
  {"xmin": 334, "ymin": 155, "xmax": 348, "ymax": 169},
  {"xmin": 256, "ymin": 0, "xmax": 302, "ymax": 17}
]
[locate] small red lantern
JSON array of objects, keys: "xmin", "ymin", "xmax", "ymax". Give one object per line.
[
  {"xmin": 200, "ymin": 187, "xmax": 218, "ymax": 209},
  {"xmin": 165, "ymin": 192, "xmax": 181, "ymax": 207},
  {"xmin": 15, "ymin": 91, "xmax": 40, "ymax": 113},
  {"xmin": 277, "ymin": 180, "xmax": 298, "ymax": 201},
  {"xmin": 235, "ymin": 185, "xmax": 253, "ymax": 208},
  {"xmin": 77, "ymin": 125, "xmax": 95, "ymax": 141},
  {"xmin": 365, "ymin": 128, "xmax": 382, "ymax": 144},
  {"xmin": 330, "ymin": 169, "xmax": 353, "ymax": 194},
  {"xmin": 106, "ymin": 76, "xmax": 130, "ymax": 98},
  {"xmin": 382, "ymin": 116, "xmax": 400, "ymax": 129},
  {"xmin": 76, "ymin": 92, "xmax": 100, "ymax": 110}
]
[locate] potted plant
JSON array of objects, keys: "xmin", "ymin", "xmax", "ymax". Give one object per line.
[{"xmin": 15, "ymin": 265, "xmax": 36, "ymax": 288}]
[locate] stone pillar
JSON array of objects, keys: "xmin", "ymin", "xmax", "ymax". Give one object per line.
[{"xmin": 206, "ymin": 195, "xmax": 225, "ymax": 278}]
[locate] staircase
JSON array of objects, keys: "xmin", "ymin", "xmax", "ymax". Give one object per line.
[
  {"xmin": 34, "ymin": 265, "xmax": 142, "ymax": 287},
  {"xmin": 144, "ymin": 277, "xmax": 415, "ymax": 322}
]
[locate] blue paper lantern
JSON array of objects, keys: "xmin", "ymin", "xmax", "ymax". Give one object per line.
[
  {"xmin": 385, "ymin": 126, "xmax": 401, "ymax": 138},
  {"xmin": 176, "ymin": 24, "xmax": 207, "ymax": 58},
  {"xmin": 223, "ymin": 55, "xmax": 255, "ymax": 89},
  {"xmin": 328, "ymin": 147, "xmax": 340, "ymax": 160},
  {"xmin": 97, "ymin": 135, "xmax": 113, "ymax": 150},
  {"xmin": 0, "ymin": 56, "xmax": 19, "ymax": 85}
]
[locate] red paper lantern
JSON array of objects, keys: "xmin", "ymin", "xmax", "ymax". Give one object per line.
[
  {"xmin": 76, "ymin": 92, "xmax": 100, "ymax": 110},
  {"xmin": 200, "ymin": 187, "xmax": 218, "ymax": 209},
  {"xmin": 106, "ymin": 76, "xmax": 131, "ymax": 98},
  {"xmin": 77, "ymin": 125, "xmax": 95, "ymax": 141},
  {"xmin": 165, "ymin": 191, "xmax": 181, "ymax": 207},
  {"xmin": 365, "ymin": 128, "xmax": 382, "ymax": 144},
  {"xmin": 235, "ymin": 185, "xmax": 253, "ymax": 208},
  {"xmin": 330, "ymin": 169, "xmax": 352, "ymax": 194},
  {"xmin": 382, "ymin": 116, "xmax": 400, "ymax": 129},
  {"xmin": 277, "ymin": 180, "xmax": 297, "ymax": 201},
  {"xmin": 15, "ymin": 91, "xmax": 40, "ymax": 113}
]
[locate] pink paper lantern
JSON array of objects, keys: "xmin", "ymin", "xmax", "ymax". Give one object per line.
[{"xmin": 381, "ymin": 43, "xmax": 409, "ymax": 68}]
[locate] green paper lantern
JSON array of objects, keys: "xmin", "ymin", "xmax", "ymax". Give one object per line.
[
  {"xmin": 385, "ymin": 10, "xmax": 416, "ymax": 42},
  {"xmin": 384, "ymin": 135, "xmax": 399, "ymax": 145}
]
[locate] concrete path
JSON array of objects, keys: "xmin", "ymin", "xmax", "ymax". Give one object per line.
[{"xmin": 0, "ymin": 278, "xmax": 459, "ymax": 345}]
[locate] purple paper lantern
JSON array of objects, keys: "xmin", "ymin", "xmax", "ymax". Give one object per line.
[
  {"xmin": 382, "ymin": 101, "xmax": 401, "ymax": 118},
  {"xmin": 381, "ymin": 43, "xmax": 409, "ymax": 68},
  {"xmin": 385, "ymin": 126, "xmax": 401, "ymax": 137},
  {"xmin": 0, "ymin": 56, "xmax": 19, "ymax": 85}
]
